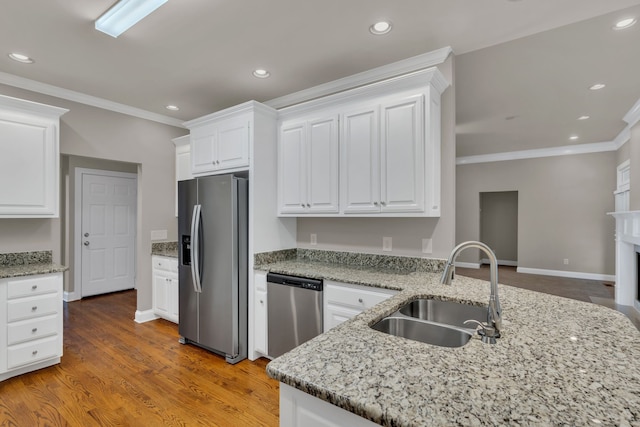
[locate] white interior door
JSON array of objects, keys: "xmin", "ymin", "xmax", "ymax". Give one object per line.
[{"xmin": 81, "ymin": 171, "xmax": 137, "ymax": 297}]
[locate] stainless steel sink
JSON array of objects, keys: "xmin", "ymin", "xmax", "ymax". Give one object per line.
[
  {"xmin": 371, "ymin": 317, "xmax": 473, "ymax": 348},
  {"xmin": 370, "ymin": 298, "xmax": 488, "ymax": 347},
  {"xmin": 398, "ymin": 298, "xmax": 487, "ymax": 328}
]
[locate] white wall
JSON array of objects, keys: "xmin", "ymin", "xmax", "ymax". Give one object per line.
[
  {"xmin": 0, "ymin": 84, "xmax": 186, "ymax": 312},
  {"xmin": 456, "ymin": 151, "xmax": 616, "ymax": 276},
  {"xmin": 297, "ymin": 55, "xmax": 457, "ymax": 259}
]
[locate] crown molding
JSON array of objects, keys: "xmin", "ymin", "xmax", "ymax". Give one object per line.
[
  {"xmin": 182, "ymin": 100, "xmax": 276, "ymax": 129},
  {"xmin": 265, "ymin": 46, "xmax": 453, "ymax": 110},
  {"xmin": 456, "ymin": 141, "xmax": 617, "ymax": 165},
  {"xmin": 0, "ymin": 93, "xmax": 68, "ymax": 118},
  {"xmin": 623, "ymin": 96, "xmax": 640, "ymax": 128},
  {"xmin": 0, "ymin": 71, "xmax": 184, "ymax": 128}
]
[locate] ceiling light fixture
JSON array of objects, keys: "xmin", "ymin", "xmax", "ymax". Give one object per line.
[
  {"xmin": 252, "ymin": 69, "xmax": 270, "ymax": 79},
  {"xmin": 369, "ymin": 21, "xmax": 392, "ymax": 35},
  {"xmin": 589, "ymin": 83, "xmax": 606, "ymax": 91},
  {"xmin": 95, "ymin": 0, "xmax": 168, "ymax": 38},
  {"xmin": 613, "ymin": 18, "xmax": 637, "ymax": 30},
  {"xmin": 8, "ymin": 53, "xmax": 34, "ymax": 64},
  {"xmin": 577, "ymin": 115, "xmax": 590, "ymax": 120},
  {"xmin": 569, "ymin": 135, "xmax": 579, "ymax": 141},
  {"xmin": 165, "ymin": 105, "xmax": 179, "ymax": 111}
]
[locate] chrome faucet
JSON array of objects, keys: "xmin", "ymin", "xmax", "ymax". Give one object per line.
[{"xmin": 441, "ymin": 241, "xmax": 502, "ymax": 343}]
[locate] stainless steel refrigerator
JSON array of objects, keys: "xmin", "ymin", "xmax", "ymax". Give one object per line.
[{"xmin": 177, "ymin": 174, "xmax": 248, "ymax": 364}]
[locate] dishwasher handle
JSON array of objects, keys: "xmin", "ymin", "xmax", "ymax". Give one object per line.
[{"xmin": 266, "ymin": 273, "xmax": 323, "ymax": 291}]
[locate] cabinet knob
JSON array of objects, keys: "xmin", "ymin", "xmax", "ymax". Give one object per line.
[
  {"xmin": 306, "ymin": 204, "xmax": 311, "ymax": 208},
  {"xmin": 358, "ymin": 298, "xmax": 363, "ymax": 303},
  {"xmin": 32, "ymin": 328, "xmax": 38, "ymax": 333},
  {"xmin": 32, "ymin": 350, "xmax": 38, "ymax": 356},
  {"xmin": 259, "ymin": 300, "xmax": 264, "ymax": 304},
  {"xmin": 84, "ymin": 241, "xmax": 90, "ymax": 246},
  {"xmin": 31, "ymin": 306, "xmax": 38, "ymax": 311},
  {"xmin": 84, "ymin": 232, "xmax": 90, "ymax": 237},
  {"xmin": 373, "ymin": 202, "xmax": 379, "ymax": 206},
  {"xmin": 32, "ymin": 285, "xmax": 38, "ymax": 290},
  {"xmin": 381, "ymin": 201, "xmax": 386, "ymax": 206},
  {"xmin": 301, "ymin": 204, "xmax": 305, "ymax": 208}
]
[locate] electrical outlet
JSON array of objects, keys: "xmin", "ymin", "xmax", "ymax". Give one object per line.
[
  {"xmin": 310, "ymin": 233, "xmax": 317, "ymax": 245},
  {"xmin": 563, "ymin": 259, "xmax": 569, "ymax": 265},
  {"xmin": 383, "ymin": 237, "xmax": 392, "ymax": 252},
  {"xmin": 151, "ymin": 229, "xmax": 167, "ymax": 241},
  {"xmin": 422, "ymin": 238, "xmax": 433, "ymax": 254}
]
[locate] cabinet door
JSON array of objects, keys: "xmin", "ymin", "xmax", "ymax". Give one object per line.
[
  {"xmin": 324, "ymin": 303, "xmax": 361, "ymax": 332},
  {"xmin": 307, "ymin": 116, "xmax": 339, "ymax": 213},
  {"xmin": 153, "ymin": 273, "xmax": 170, "ymax": 318},
  {"xmin": 278, "ymin": 122, "xmax": 307, "ymax": 214},
  {"xmin": 216, "ymin": 118, "xmax": 250, "ymax": 171},
  {"xmin": 340, "ymin": 107, "xmax": 380, "ymax": 214},
  {"xmin": 380, "ymin": 94, "xmax": 424, "ymax": 212},
  {"xmin": 254, "ymin": 288, "xmax": 268, "ymax": 355},
  {"xmin": 191, "ymin": 127, "xmax": 217, "ymax": 175},
  {"xmin": 168, "ymin": 277, "xmax": 179, "ymax": 323}
]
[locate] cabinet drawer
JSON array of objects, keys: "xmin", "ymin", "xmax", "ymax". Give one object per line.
[
  {"xmin": 8, "ymin": 315, "xmax": 59, "ymax": 345},
  {"xmin": 7, "ymin": 335, "xmax": 61, "ymax": 369},
  {"xmin": 153, "ymin": 257, "xmax": 178, "ymax": 273},
  {"xmin": 7, "ymin": 293, "xmax": 59, "ymax": 322},
  {"xmin": 7, "ymin": 274, "xmax": 60, "ymax": 299},
  {"xmin": 325, "ymin": 283, "xmax": 395, "ymax": 310}
]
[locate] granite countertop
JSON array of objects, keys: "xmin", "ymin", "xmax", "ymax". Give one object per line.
[
  {"xmin": 151, "ymin": 242, "xmax": 178, "ymax": 258},
  {"xmin": 0, "ymin": 250, "xmax": 67, "ymax": 279},
  {"xmin": 263, "ymin": 259, "xmax": 640, "ymax": 426}
]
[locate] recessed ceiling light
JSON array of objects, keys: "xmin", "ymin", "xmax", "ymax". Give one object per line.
[
  {"xmin": 577, "ymin": 115, "xmax": 590, "ymax": 120},
  {"xmin": 8, "ymin": 53, "xmax": 34, "ymax": 64},
  {"xmin": 589, "ymin": 83, "xmax": 606, "ymax": 91},
  {"xmin": 369, "ymin": 21, "xmax": 392, "ymax": 35},
  {"xmin": 165, "ymin": 105, "xmax": 180, "ymax": 111},
  {"xmin": 569, "ymin": 135, "xmax": 579, "ymax": 141},
  {"xmin": 613, "ymin": 18, "xmax": 637, "ymax": 30},
  {"xmin": 252, "ymin": 69, "xmax": 270, "ymax": 79}
]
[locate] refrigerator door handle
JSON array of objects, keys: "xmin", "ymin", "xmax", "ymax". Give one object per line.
[{"xmin": 190, "ymin": 204, "xmax": 203, "ymax": 293}]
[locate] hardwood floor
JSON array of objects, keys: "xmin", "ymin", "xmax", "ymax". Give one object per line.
[
  {"xmin": 456, "ymin": 265, "xmax": 640, "ymax": 330},
  {"xmin": 0, "ymin": 290, "xmax": 279, "ymax": 427}
]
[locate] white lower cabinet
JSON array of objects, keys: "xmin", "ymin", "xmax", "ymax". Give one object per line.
[
  {"xmin": 1, "ymin": 272, "xmax": 63, "ymax": 382},
  {"xmin": 152, "ymin": 256, "xmax": 179, "ymax": 323},
  {"xmin": 280, "ymin": 383, "xmax": 378, "ymax": 427},
  {"xmin": 323, "ymin": 281, "xmax": 397, "ymax": 332},
  {"xmin": 252, "ymin": 271, "xmax": 268, "ymax": 358}
]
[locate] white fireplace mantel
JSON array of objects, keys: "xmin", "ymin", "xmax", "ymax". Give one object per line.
[{"xmin": 608, "ymin": 211, "xmax": 640, "ymax": 310}]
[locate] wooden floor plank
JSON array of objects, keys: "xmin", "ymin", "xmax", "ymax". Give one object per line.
[{"xmin": 0, "ymin": 290, "xmax": 279, "ymax": 427}]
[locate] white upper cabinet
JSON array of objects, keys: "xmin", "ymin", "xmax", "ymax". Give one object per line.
[
  {"xmin": 277, "ymin": 66, "xmax": 449, "ymax": 217},
  {"xmin": 278, "ymin": 115, "xmax": 339, "ymax": 215},
  {"xmin": 186, "ymin": 110, "xmax": 251, "ymax": 176},
  {"xmin": 0, "ymin": 95, "xmax": 68, "ymax": 218}
]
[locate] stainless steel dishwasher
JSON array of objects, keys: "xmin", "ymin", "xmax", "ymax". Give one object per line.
[{"xmin": 267, "ymin": 273, "xmax": 323, "ymax": 358}]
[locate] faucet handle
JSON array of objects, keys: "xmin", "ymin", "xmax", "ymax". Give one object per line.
[{"xmin": 463, "ymin": 319, "xmax": 498, "ymax": 344}]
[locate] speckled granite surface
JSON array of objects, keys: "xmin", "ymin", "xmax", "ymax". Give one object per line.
[
  {"xmin": 265, "ymin": 266, "xmax": 640, "ymax": 426},
  {"xmin": 151, "ymin": 242, "xmax": 178, "ymax": 258},
  {"xmin": 0, "ymin": 251, "xmax": 67, "ymax": 279}
]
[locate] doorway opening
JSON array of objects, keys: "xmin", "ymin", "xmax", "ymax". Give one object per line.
[{"xmin": 479, "ymin": 191, "xmax": 518, "ymax": 267}]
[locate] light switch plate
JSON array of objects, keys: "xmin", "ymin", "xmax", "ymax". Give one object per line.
[
  {"xmin": 422, "ymin": 238, "xmax": 433, "ymax": 254},
  {"xmin": 151, "ymin": 229, "xmax": 168, "ymax": 241},
  {"xmin": 383, "ymin": 237, "xmax": 392, "ymax": 252}
]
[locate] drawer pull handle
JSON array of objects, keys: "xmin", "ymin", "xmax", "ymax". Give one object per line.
[
  {"xmin": 358, "ymin": 298, "xmax": 363, "ymax": 303},
  {"xmin": 32, "ymin": 328, "xmax": 38, "ymax": 333},
  {"xmin": 32, "ymin": 350, "xmax": 38, "ymax": 356},
  {"xmin": 32, "ymin": 285, "xmax": 38, "ymax": 290},
  {"xmin": 259, "ymin": 300, "xmax": 264, "ymax": 304},
  {"xmin": 32, "ymin": 306, "xmax": 38, "ymax": 311}
]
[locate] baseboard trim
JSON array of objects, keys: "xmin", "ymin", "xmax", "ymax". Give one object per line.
[
  {"xmin": 63, "ymin": 291, "xmax": 81, "ymax": 302},
  {"xmin": 135, "ymin": 309, "xmax": 158, "ymax": 323},
  {"xmin": 516, "ymin": 267, "xmax": 615, "ymax": 282},
  {"xmin": 455, "ymin": 262, "xmax": 481, "ymax": 269}
]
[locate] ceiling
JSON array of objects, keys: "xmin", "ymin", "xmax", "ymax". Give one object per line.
[{"xmin": 1, "ymin": 0, "xmax": 639, "ymax": 157}]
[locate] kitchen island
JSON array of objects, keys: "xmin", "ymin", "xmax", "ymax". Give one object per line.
[{"xmin": 264, "ymin": 259, "xmax": 640, "ymax": 426}]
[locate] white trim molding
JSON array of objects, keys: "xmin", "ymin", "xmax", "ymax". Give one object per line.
[
  {"xmin": 623, "ymin": 96, "xmax": 640, "ymax": 129},
  {"xmin": 0, "ymin": 71, "xmax": 183, "ymax": 128},
  {"xmin": 516, "ymin": 267, "xmax": 614, "ymax": 282},
  {"xmin": 63, "ymin": 290, "xmax": 81, "ymax": 302},
  {"xmin": 265, "ymin": 47, "xmax": 453, "ymax": 110},
  {"xmin": 135, "ymin": 309, "xmax": 159, "ymax": 323}
]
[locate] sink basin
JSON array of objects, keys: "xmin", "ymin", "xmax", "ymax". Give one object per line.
[
  {"xmin": 371, "ymin": 317, "xmax": 472, "ymax": 348},
  {"xmin": 398, "ymin": 298, "xmax": 487, "ymax": 328}
]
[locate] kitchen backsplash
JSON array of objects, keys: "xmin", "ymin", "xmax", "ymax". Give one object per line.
[{"xmin": 0, "ymin": 250, "xmax": 52, "ymax": 267}]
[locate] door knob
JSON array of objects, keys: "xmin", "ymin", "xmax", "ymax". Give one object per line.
[
  {"xmin": 84, "ymin": 232, "xmax": 89, "ymax": 237},
  {"xmin": 84, "ymin": 241, "xmax": 90, "ymax": 246}
]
